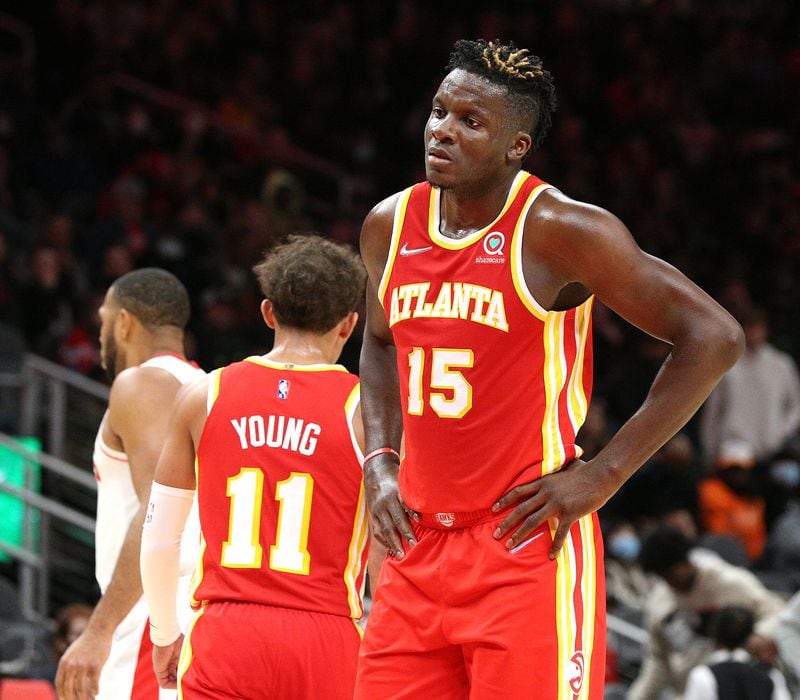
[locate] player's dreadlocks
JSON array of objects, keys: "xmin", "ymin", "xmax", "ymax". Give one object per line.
[{"xmin": 446, "ymin": 39, "xmax": 557, "ymax": 150}]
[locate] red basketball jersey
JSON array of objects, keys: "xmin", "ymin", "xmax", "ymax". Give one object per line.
[
  {"xmin": 192, "ymin": 356, "xmax": 368, "ymax": 621},
  {"xmin": 379, "ymin": 171, "xmax": 594, "ymax": 513}
]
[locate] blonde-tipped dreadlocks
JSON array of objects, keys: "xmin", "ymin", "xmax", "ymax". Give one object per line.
[
  {"xmin": 447, "ymin": 39, "xmax": 557, "ymax": 150},
  {"xmin": 481, "ymin": 42, "xmax": 545, "ymax": 81}
]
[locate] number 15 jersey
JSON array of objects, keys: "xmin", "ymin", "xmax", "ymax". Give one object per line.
[
  {"xmin": 192, "ymin": 356, "xmax": 368, "ymax": 621},
  {"xmin": 379, "ymin": 171, "xmax": 594, "ymax": 514}
]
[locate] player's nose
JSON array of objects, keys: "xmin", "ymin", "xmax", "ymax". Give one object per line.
[{"xmin": 430, "ymin": 115, "xmax": 456, "ymax": 143}]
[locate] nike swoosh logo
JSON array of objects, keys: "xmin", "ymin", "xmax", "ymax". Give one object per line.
[
  {"xmin": 510, "ymin": 532, "xmax": 544, "ymax": 554},
  {"xmin": 400, "ymin": 243, "xmax": 433, "ymax": 256}
]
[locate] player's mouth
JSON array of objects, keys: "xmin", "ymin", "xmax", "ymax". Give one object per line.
[{"xmin": 427, "ymin": 146, "xmax": 452, "ymax": 166}]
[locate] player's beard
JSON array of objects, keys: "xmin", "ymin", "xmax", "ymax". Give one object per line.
[{"xmin": 102, "ymin": 333, "xmax": 118, "ymax": 382}]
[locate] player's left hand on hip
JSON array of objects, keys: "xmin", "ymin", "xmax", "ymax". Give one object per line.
[{"xmin": 491, "ymin": 459, "xmax": 604, "ymax": 558}]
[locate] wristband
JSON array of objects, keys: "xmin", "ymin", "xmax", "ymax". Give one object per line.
[{"xmin": 363, "ymin": 447, "xmax": 400, "ymax": 464}]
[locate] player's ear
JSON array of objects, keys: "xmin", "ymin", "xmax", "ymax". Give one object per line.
[
  {"xmin": 261, "ymin": 299, "xmax": 277, "ymax": 329},
  {"xmin": 116, "ymin": 308, "xmax": 133, "ymax": 339},
  {"xmin": 508, "ymin": 131, "xmax": 532, "ymax": 163},
  {"xmin": 338, "ymin": 312, "xmax": 359, "ymax": 342}
]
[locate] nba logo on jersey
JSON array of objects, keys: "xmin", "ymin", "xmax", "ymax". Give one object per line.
[{"xmin": 277, "ymin": 379, "xmax": 290, "ymax": 400}]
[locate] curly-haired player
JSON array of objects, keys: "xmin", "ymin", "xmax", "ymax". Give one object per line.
[
  {"xmin": 355, "ymin": 38, "xmax": 744, "ymax": 699},
  {"xmin": 141, "ymin": 235, "xmax": 370, "ymax": 699}
]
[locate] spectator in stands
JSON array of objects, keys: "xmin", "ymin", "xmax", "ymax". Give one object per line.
[
  {"xmin": 52, "ymin": 603, "xmax": 92, "ymax": 661},
  {"xmin": 684, "ymin": 606, "xmax": 791, "ymax": 700},
  {"xmin": 86, "ymin": 175, "xmax": 156, "ymax": 272},
  {"xmin": 759, "ymin": 456, "xmax": 800, "ymax": 592},
  {"xmin": 605, "ymin": 433, "xmax": 700, "ymax": 528},
  {"xmin": 629, "ymin": 525, "xmax": 785, "ymax": 700},
  {"xmin": 16, "ymin": 245, "xmax": 76, "ymax": 359},
  {"xmin": 701, "ymin": 306, "xmax": 800, "ymax": 465},
  {"xmin": 698, "ymin": 438, "xmax": 768, "ymax": 562},
  {"xmin": 773, "ymin": 590, "xmax": 800, "ymax": 697},
  {"xmin": 604, "ymin": 519, "xmax": 650, "ymax": 615}
]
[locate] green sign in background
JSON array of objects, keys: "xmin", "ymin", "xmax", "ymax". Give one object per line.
[{"xmin": 0, "ymin": 436, "xmax": 41, "ymax": 561}]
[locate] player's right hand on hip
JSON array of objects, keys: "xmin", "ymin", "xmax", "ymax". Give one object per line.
[{"xmin": 364, "ymin": 455, "xmax": 416, "ymax": 559}]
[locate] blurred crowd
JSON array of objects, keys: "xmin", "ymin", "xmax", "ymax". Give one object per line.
[
  {"xmin": 1, "ymin": 0, "xmax": 800, "ymax": 694},
  {"xmin": 0, "ymin": 0, "xmax": 798, "ymax": 380}
]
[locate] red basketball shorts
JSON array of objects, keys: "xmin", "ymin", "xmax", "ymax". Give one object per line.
[
  {"xmin": 178, "ymin": 601, "xmax": 362, "ymax": 699},
  {"xmin": 355, "ymin": 512, "xmax": 606, "ymax": 700}
]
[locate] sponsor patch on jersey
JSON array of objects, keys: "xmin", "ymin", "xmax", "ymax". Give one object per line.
[
  {"xmin": 277, "ymin": 379, "xmax": 290, "ymax": 400},
  {"xmin": 476, "ymin": 231, "xmax": 506, "ymax": 264},
  {"xmin": 483, "ymin": 232, "xmax": 505, "ymax": 255}
]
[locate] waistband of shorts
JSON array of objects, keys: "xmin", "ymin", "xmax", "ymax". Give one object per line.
[{"xmin": 409, "ymin": 507, "xmax": 501, "ymax": 529}]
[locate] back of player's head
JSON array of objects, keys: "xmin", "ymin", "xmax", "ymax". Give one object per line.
[
  {"xmin": 110, "ymin": 268, "xmax": 190, "ymax": 331},
  {"xmin": 638, "ymin": 525, "xmax": 693, "ymax": 576},
  {"xmin": 446, "ymin": 39, "xmax": 557, "ymax": 149},
  {"xmin": 253, "ymin": 234, "xmax": 366, "ymax": 333},
  {"xmin": 711, "ymin": 606, "xmax": 755, "ymax": 650}
]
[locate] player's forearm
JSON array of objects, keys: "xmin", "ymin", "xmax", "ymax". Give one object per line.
[
  {"xmin": 592, "ymin": 323, "xmax": 743, "ymax": 495},
  {"xmin": 87, "ymin": 502, "xmax": 150, "ymax": 635},
  {"xmin": 141, "ymin": 481, "xmax": 194, "ymax": 646},
  {"xmin": 359, "ymin": 330, "xmax": 403, "ymax": 453}
]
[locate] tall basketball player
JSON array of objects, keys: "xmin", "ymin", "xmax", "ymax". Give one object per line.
[
  {"xmin": 56, "ymin": 269, "xmax": 203, "ymax": 700},
  {"xmin": 141, "ymin": 235, "xmax": 370, "ymax": 699},
  {"xmin": 355, "ymin": 39, "xmax": 745, "ymax": 699}
]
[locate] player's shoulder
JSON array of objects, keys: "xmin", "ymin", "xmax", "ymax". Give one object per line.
[
  {"xmin": 529, "ymin": 186, "xmax": 616, "ymax": 226},
  {"xmin": 363, "ymin": 190, "xmax": 406, "ymax": 229},
  {"xmin": 174, "ymin": 372, "xmax": 211, "ymax": 415},
  {"xmin": 524, "ymin": 185, "xmax": 631, "ymax": 250},
  {"xmin": 360, "ymin": 190, "xmax": 409, "ymax": 266},
  {"xmin": 109, "ymin": 365, "xmax": 183, "ymax": 404},
  {"xmin": 110, "ymin": 363, "xmax": 176, "ymax": 396}
]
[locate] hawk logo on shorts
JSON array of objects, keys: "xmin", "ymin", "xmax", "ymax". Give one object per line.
[
  {"xmin": 435, "ymin": 512, "xmax": 455, "ymax": 527},
  {"xmin": 277, "ymin": 379, "xmax": 290, "ymax": 400},
  {"xmin": 568, "ymin": 650, "xmax": 585, "ymax": 694}
]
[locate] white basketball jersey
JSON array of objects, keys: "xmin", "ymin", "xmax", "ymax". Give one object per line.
[{"xmin": 93, "ymin": 354, "xmax": 204, "ymax": 592}]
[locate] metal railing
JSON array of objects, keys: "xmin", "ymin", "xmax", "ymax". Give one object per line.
[
  {"xmin": 19, "ymin": 354, "xmax": 108, "ymax": 461},
  {"xmin": 0, "ymin": 433, "xmax": 96, "ymax": 619},
  {"xmin": 0, "ymin": 354, "xmax": 107, "ymax": 619}
]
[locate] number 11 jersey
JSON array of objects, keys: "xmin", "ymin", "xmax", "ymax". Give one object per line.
[{"xmin": 192, "ymin": 356, "xmax": 368, "ymax": 621}]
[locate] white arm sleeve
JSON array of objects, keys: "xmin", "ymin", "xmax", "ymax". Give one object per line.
[{"xmin": 141, "ymin": 481, "xmax": 195, "ymax": 646}]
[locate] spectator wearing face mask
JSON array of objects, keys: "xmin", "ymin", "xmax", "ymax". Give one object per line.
[
  {"xmin": 604, "ymin": 520, "xmax": 650, "ymax": 615},
  {"xmin": 698, "ymin": 439, "xmax": 767, "ymax": 562}
]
